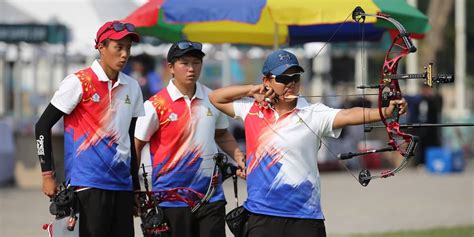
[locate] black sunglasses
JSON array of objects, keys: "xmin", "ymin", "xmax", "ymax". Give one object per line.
[
  {"xmin": 176, "ymin": 41, "xmax": 203, "ymax": 50},
  {"xmin": 97, "ymin": 22, "xmax": 135, "ymax": 42},
  {"xmin": 272, "ymin": 73, "xmax": 302, "ymax": 85}
]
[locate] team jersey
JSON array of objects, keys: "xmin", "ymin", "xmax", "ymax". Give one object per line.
[
  {"xmin": 135, "ymin": 80, "xmax": 229, "ymax": 207},
  {"xmin": 50, "ymin": 60, "xmax": 144, "ymax": 191},
  {"xmin": 233, "ymin": 97, "xmax": 341, "ymax": 219}
]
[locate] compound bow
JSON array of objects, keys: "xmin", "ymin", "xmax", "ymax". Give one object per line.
[
  {"xmin": 136, "ymin": 152, "xmax": 228, "ymax": 236},
  {"xmin": 335, "ymin": 6, "xmax": 454, "ymax": 186}
]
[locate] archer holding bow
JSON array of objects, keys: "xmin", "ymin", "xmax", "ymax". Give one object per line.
[{"xmin": 209, "ymin": 49, "xmax": 408, "ymax": 237}]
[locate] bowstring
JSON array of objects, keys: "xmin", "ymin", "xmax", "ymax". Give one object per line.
[
  {"xmin": 293, "ymin": 111, "xmax": 360, "ymax": 183},
  {"xmin": 313, "ymin": 13, "xmax": 353, "ymax": 59},
  {"xmin": 311, "ymin": 9, "xmax": 371, "ymax": 182},
  {"xmin": 233, "ymin": 104, "xmax": 360, "ymax": 183},
  {"xmin": 245, "ymin": 104, "xmax": 363, "ymax": 184},
  {"xmin": 359, "ymin": 11, "xmax": 370, "ymax": 172}
]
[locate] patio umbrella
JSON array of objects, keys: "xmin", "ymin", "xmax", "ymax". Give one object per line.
[{"xmin": 124, "ymin": 0, "xmax": 430, "ymax": 47}]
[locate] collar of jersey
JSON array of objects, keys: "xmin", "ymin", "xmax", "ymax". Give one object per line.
[
  {"xmin": 167, "ymin": 79, "xmax": 205, "ymax": 102},
  {"xmin": 92, "ymin": 60, "xmax": 128, "ymax": 85},
  {"xmin": 295, "ymin": 97, "xmax": 310, "ymax": 109}
]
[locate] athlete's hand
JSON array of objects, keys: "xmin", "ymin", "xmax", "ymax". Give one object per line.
[
  {"xmin": 248, "ymin": 84, "xmax": 278, "ymax": 104},
  {"xmin": 42, "ymin": 175, "xmax": 58, "ymax": 198},
  {"xmin": 236, "ymin": 158, "xmax": 246, "ymax": 180},
  {"xmin": 133, "ymin": 192, "xmax": 143, "ymax": 217},
  {"xmin": 384, "ymin": 98, "xmax": 408, "ymax": 118}
]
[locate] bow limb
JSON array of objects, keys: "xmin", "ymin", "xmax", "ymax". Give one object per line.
[
  {"xmin": 155, "ymin": 153, "xmax": 225, "ymax": 212},
  {"xmin": 190, "ymin": 153, "xmax": 226, "ymax": 213}
]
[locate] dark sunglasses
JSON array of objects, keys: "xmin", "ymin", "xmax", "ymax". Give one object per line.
[
  {"xmin": 97, "ymin": 22, "xmax": 135, "ymax": 42},
  {"xmin": 272, "ymin": 73, "xmax": 302, "ymax": 85},
  {"xmin": 176, "ymin": 41, "xmax": 203, "ymax": 50}
]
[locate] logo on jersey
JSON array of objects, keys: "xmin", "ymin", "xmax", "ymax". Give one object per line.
[
  {"xmin": 169, "ymin": 113, "xmax": 178, "ymax": 121},
  {"xmin": 258, "ymin": 111, "xmax": 264, "ymax": 118},
  {"xmin": 125, "ymin": 95, "xmax": 131, "ymax": 104},
  {"xmin": 92, "ymin": 93, "xmax": 100, "ymax": 103},
  {"xmin": 207, "ymin": 107, "xmax": 213, "ymax": 116}
]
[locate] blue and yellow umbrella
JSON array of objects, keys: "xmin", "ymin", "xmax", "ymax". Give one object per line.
[{"xmin": 124, "ymin": 0, "xmax": 430, "ymax": 46}]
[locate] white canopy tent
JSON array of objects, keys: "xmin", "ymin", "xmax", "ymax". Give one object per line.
[
  {"xmin": 3, "ymin": 0, "xmax": 140, "ymax": 56},
  {"xmin": 0, "ymin": 0, "xmax": 143, "ymax": 120}
]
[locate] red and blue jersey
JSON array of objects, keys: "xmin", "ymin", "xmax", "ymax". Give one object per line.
[
  {"xmin": 233, "ymin": 97, "xmax": 341, "ymax": 219},
  {"xmin": 51, "ymin": 60, "xmax": 144, "ymax": 191},
  {"xmin": 135, "ymin": 80, "xmax": 229, "ymax": 207}
]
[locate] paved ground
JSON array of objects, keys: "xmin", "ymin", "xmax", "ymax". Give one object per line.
[{"xmin": 1, "ymin": 164, "xmax": 473, "ymax": 237}]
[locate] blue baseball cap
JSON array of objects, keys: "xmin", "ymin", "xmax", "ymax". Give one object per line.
[{"xmin": 262, "ymin": 49, "xmax": 304, "ymax": 76}]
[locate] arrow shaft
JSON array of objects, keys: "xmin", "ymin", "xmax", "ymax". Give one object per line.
[{"xmin": 370, "ymin": 123, "xmax": 474, "ymax": 129}]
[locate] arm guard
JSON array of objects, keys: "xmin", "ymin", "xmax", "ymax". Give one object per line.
[
  {"xmin": 35, "ymin": 103, "xmax": 65, "ymax": 173},
  {"xmin": 129, "ymin": 117, "xmax": 140, "ymax": 191}
]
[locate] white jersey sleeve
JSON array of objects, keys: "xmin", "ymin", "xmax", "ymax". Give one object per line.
[
  {"xmin": 134, "ymin": 101, "xmax": 159, "ymax": 142},
  {"xmin": 215, "ymin": 110, "xmax": 230, "ymax": 129},
  {"xmin": 311, "ymin": 103, "xmax": 342, "ymax": 138},
  {"xmin": 132, "ymin": 83, "xmax": 145, "ymax": 117},
  {"xmin": 50, "ymin": 74, "xmax": 82, "ymax": 114},
  {"xmin": 232, "ymin": 97, "xmax": 255, "ymax": 121}
]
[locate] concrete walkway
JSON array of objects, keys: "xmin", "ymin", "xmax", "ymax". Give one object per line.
[{"xmin": 1, "ymin": 164, "xmax": 473, "ymax": 237}]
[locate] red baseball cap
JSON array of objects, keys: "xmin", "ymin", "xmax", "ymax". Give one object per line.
[{"xmin": 95, "ymin": 21, "xmax": 140, "ymax": 49}]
